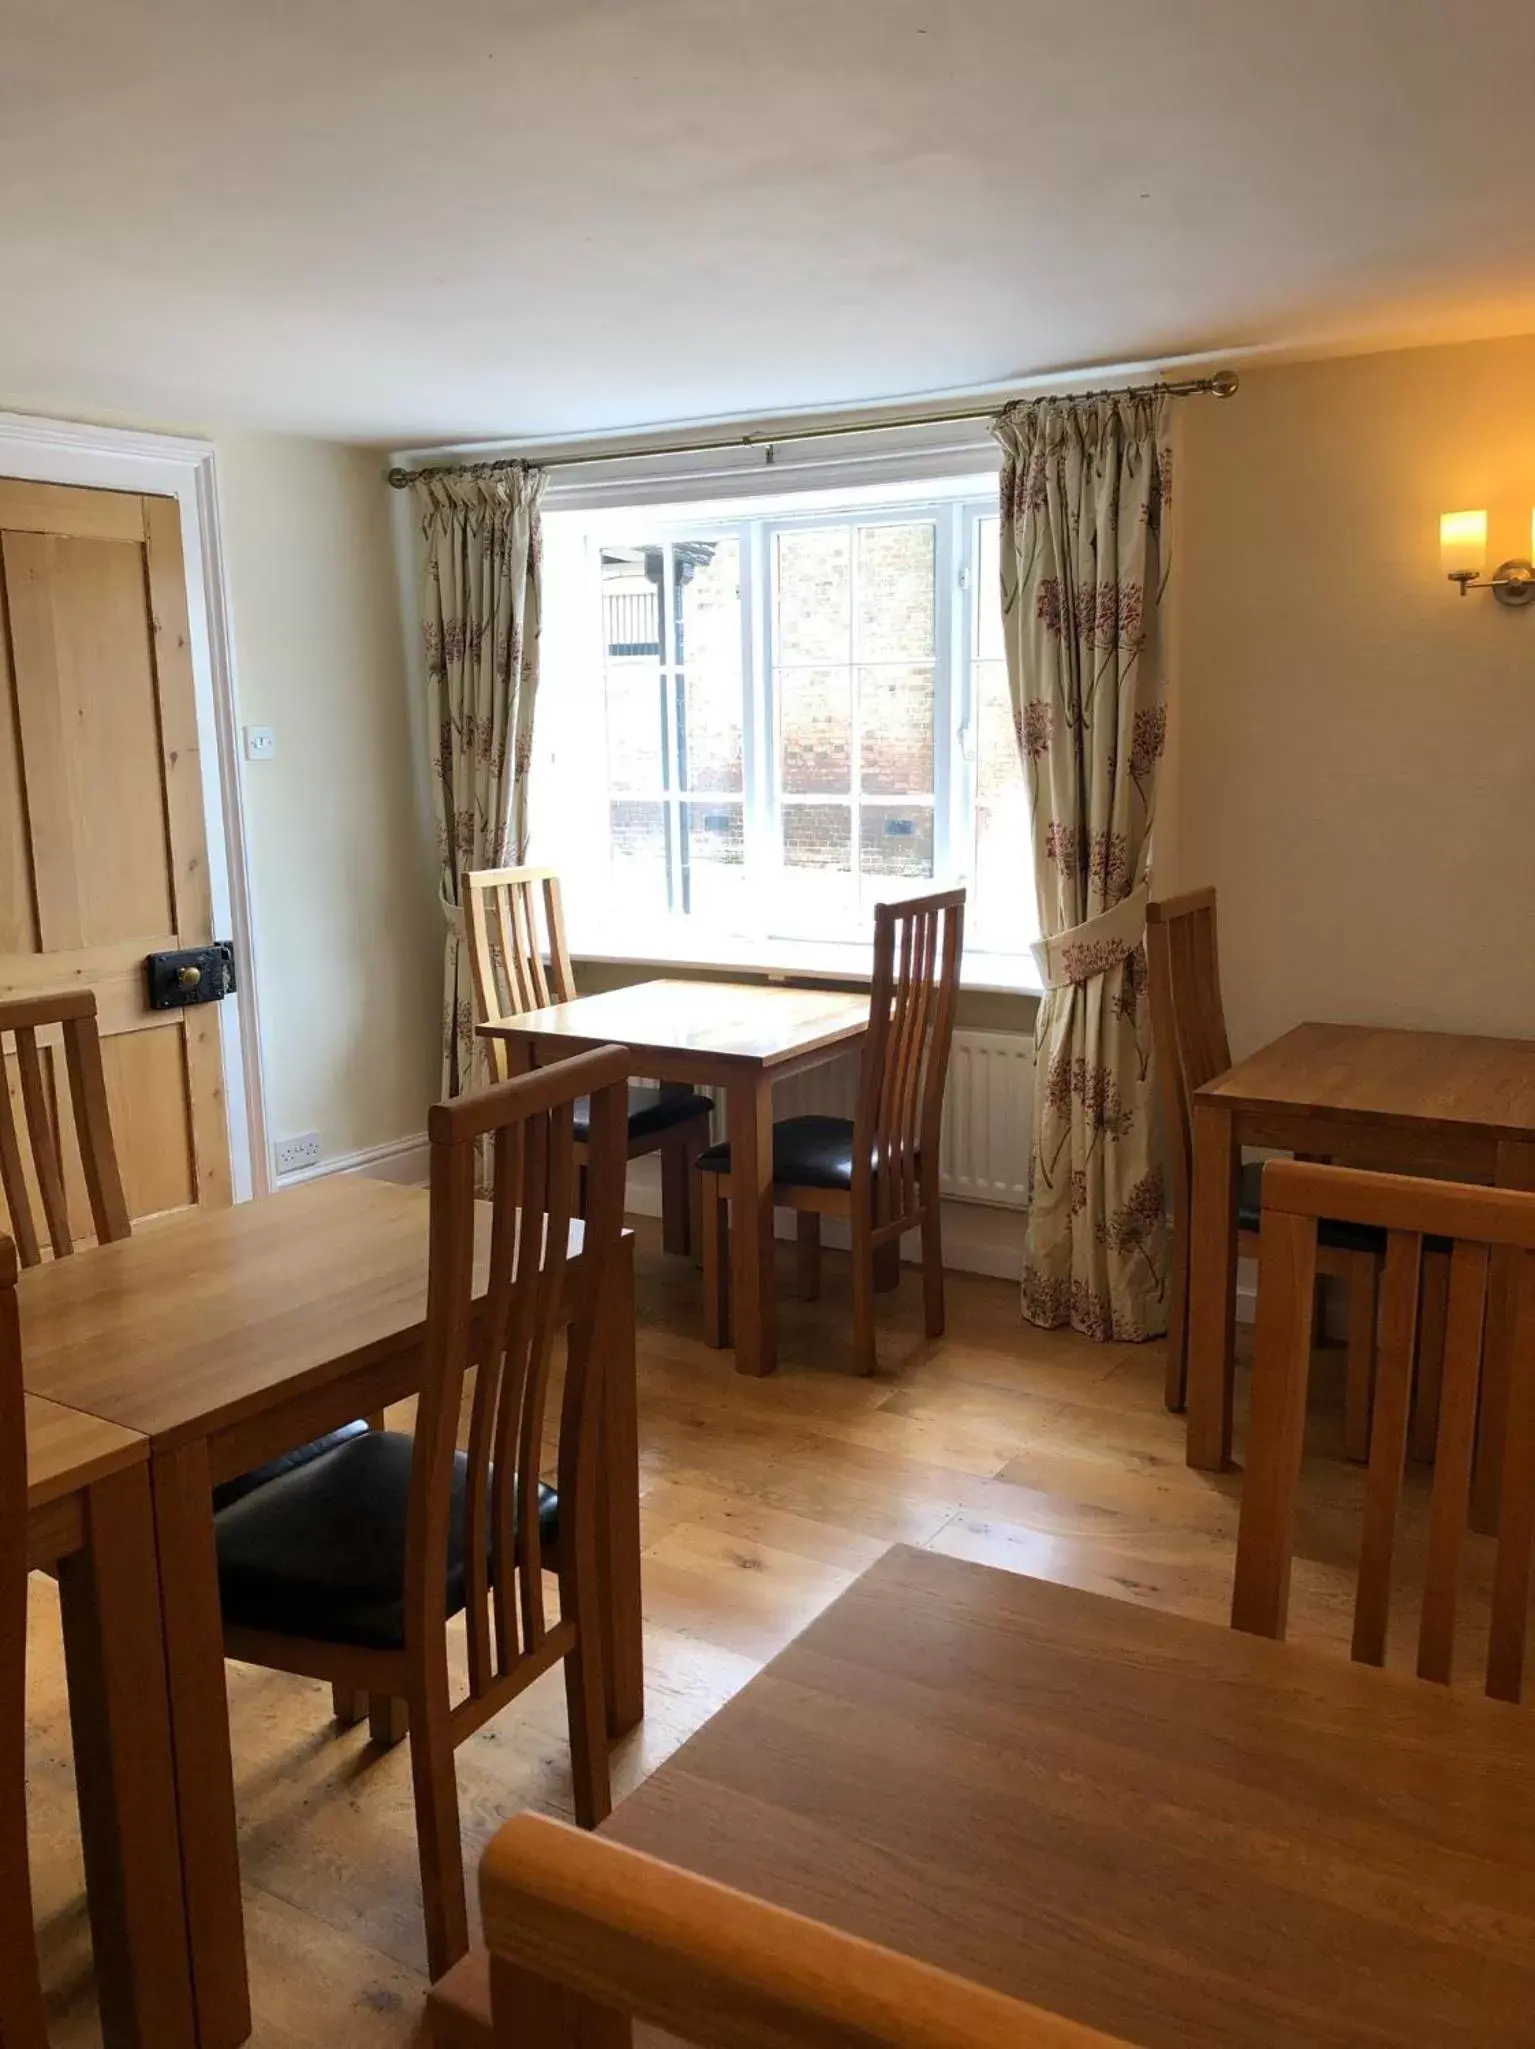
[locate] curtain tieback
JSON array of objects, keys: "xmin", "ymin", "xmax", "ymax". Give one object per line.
[
  {"xmin": 440, "ymin": 887, "xmax": 465, "ymax": 936},
  {"xmin": 1031, "ymin": 883, "xmax": 1149, "ymax": 992}
]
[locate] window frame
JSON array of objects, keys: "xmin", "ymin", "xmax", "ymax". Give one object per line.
[{"xmin": 539, "ymin": 475, "xmax": 1038, "ymax": 991}]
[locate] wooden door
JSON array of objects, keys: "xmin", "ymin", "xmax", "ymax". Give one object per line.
[{"xmin": 0, "ymin": 478, "xmax": 231, "ymax": 1227}]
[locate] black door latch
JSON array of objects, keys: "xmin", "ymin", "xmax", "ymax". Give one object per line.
[{"xmin": 145, "ymin": 942, "xmax": 237, "ymax": 1011}]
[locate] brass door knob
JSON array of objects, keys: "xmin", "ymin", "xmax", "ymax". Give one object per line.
[{"xmin": 177, "ymin": 964, "xmax": 202, "ymax": 989}]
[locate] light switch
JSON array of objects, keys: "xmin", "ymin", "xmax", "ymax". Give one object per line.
[{"xmin": 244, "ymin": 725, "xmax": 275, "ymax": 761}]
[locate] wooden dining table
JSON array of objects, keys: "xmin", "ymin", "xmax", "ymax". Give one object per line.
[
  {"xmin": 25, "ymin": 1396, "xmax": 196, "ymax": 2048},
  {"xmin": 480, "ymin": 977, "xmax": 871, "ymax": 1376},
  {"xmin": 17, "ymin": 1174, "xmax": 642, "ymax": 2049},
  {"xmin": 1187, "ymin": 1020, "xmax": 1535, "ymax": 1478},
  {"xmin": 435, "ymin": 1542, "xmax": 1535, "ymax": 2046}
]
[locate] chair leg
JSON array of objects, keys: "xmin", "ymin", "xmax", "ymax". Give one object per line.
[
  {"xmin": 873, "ymin": 1236, "xmax": 902, "ymax": 1293},
  {"xmin": 1164, "ymin": 1213, "xmax": 1190, "ymax": 1413},
  {"xmin": 700, "ymin": 1177, "xmax": 730, "ymax": 1347},
  {"xmin": 408, "ymin": 1686, "xmax": 468, "ymax": 1980},
  {"xmin": 1343, "ymin": 1251, "xmax": 1379, "ymax": 1464},
  {"xmin": 795, "ymin": 1211, "xmax": 821, "ymax": 1301},
  {"xmin": 660, "ymin": 1132, "xmax": 692, "ymax": 1257},
  {"xmin": 368, "ymin": 1695, "xmax": 409, "ymax": 1748},
  {"xmin": 850, "ymin": 1216, "xmax": 878, "ymax": 1377},
  {"xmin": 919, "ymin": 1201, "xmax": 946, "ymax": 1341},
  {"xmin": 331, "ymin": 1684, "xmax": 366, "ymax": 1727},
  {"xmin": 563, "ymin": 1634, "xmax": 612, "ymax": 1832}
]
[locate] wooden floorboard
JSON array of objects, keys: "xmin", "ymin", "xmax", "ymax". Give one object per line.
[{"xmin": 23, "ymin": 1217, "xmax": 1492, "ymax": 2045}]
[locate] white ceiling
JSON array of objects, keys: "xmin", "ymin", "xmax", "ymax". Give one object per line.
[{"xmin": 4, "ymin": 0, "xmax": 1535, "ymax": 446}]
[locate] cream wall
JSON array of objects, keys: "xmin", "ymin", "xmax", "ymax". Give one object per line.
[
  {"xmin": 216, "ymin": 433, "xmax": 439, "ymax": 1163},
  {"xmin": 1173, "ymin": 334, "xmax": 1535, "ymax": 1058}
]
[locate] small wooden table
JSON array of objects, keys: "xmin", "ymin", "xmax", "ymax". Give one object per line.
[
  {"xmin": 19, "ymin": 1176, "xmax": 642, "ymax": 2049},
  {"xmin": 597, "ymin": 1546, "xmax": 1535, "ymax": 2047},
  {"xmin": 480, "ymin": 978, "xmax": 870, "ymax": 1376},
  {"xmin": 1186, "ymin": 1020, "xmax": 1535, "ymax": 1473},
  {"xmin": 26, "ymin": 1397, "xmax": 196, "ymax": 2049}
]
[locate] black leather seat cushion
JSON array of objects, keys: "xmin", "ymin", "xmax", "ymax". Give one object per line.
[
  {"xmin": 571, "ymin": 1086, "xmax": 712, "ymax": 1145},
  {"xmin": 215, "ymin": 1429, "xmax": 558, "ymax": 1652},
  {"xmin": 1237, "ymin": 1161, "xmax": 1385, "ymax": 1255},
  {"xmin": 698, "ymin": 1114, "xmax": 858, "ymax": 1192},
  {"xmin": 211, "ymin": 1421, "xmax": 371, "ymax": 1513}
]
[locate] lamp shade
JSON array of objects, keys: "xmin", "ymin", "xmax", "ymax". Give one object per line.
[{"xmin": 1440, "ymin": 509, "xmax": 1487, "ymax": 578}]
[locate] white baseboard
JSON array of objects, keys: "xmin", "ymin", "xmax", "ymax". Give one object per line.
[
  {"xmin": 274, "ymin": 1131, "xmax": 430, "ymax": 1189},
  {"xmin": 623, "ymin": 1155, "xmax": 1023, "ymax": 1281}
]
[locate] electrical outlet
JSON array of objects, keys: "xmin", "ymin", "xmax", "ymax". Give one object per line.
[{"xmin": 273, "ymin": 1130, "xmax": 321, "ymax": 1176}]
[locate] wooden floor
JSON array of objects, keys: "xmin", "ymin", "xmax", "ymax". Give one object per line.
[{"xmin": 23, "ymin": 1218, "xmax": 1494, "ymax": 2046}]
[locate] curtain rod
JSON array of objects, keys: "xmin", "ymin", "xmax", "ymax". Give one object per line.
[{"xmin": 386, "ymin": 368, "xmax": 1238, "ymax": 487}]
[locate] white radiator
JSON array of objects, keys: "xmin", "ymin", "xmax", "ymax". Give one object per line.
[{"xmin": 756, "ymin": 1028, "xmax": 1034, "ymax": 1213}]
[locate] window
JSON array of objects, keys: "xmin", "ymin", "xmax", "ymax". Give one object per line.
[{"xmin": 537, "ymin": 482, "xmax": 1036, "ymax": 982}]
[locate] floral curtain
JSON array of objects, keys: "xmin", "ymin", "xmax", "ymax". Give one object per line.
[
  {"xmin": 414, "ymin": 465, "xmax": 545, "ymax": 1098},
  {"xmin": 992, "ymin": 394, "xmax": 1172, "ymax": 1341}
]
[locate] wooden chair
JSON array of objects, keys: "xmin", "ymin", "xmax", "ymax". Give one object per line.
[
  {"xmin": 1234, "ymin": 1160, "xmax": 1535, "ymax": 1701},
  {"xmin": 0, "ymin": 1234, "xmax": 49, "ymax": 2047},
  {"xmin": 1147, "ymin": 889, "xmax": 1383, "ymax": 1454},
  {"xmin": 698, "ymin": 890, "xmax": 964, "ymax": 1377},
  {"xmin": 465, "ymin": 867, "xmax": 713, "ymax": 1254},
  {"xmin": 214, "ymin": 1045, "xmax": 634, "ymax": 1976},
  {"xmin": 0, "ymin": 989, "xmax": 129, "ymax": 1266},
  {"xmin": 428, "ymin": 1811, "xmax": 1134, "ymax": 2049}
]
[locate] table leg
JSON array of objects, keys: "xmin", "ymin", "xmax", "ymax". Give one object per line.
[
  {"xmin": 596, "ymin": 1231, "xmax": 644, "ymax": 1737},
  {"xmin": 151, "ymin": 1439, "xmax": 250, "ymax": 2049},
  {"xmin": 1472, "ymin": 1138, "xmax": 1535, "ymax": 1534},
  {"xmin": 1186, "ymin": 1099, "xmax": 1239, "ymax": 1470},
  {"xmin": 727, "ymin": 1072, "xmax": 776, "ymax": 1377},
  {"xmin": 58, "ymin": 1463, "xmax": 197, "ymax": 2049}
]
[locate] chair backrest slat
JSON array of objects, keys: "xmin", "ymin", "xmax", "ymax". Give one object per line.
[
  {"xmin": 1234, "ymin": 1159, "xmax": 1535, "ymax": 1704},
  {"xmin": 479, "ymin": 1812, "xmax": 1138, "ymax": 2049},
  {"xmin": 1487, "ymin": 1254, "xmax": 1535, "ymax": 1703},
  {"xmin": 0, "ymin": 1235, "xmax": 48, "ymax": 2046},
  {"xmin": 1351, "ymin": 1229, "xmax": 1421, "ymax": 1667},
  {"xmin": 855, "ymin": 891, "xmax": 964, "ymax": 1232},
  {"xmin": 411, "ymin": 1045, "xmax": 631, "ymax": 1714},
  {"xmin": 0, "ymin": 992, "xmax": 129, "ymax": 1266},
  {"xmin": 1417, "ymin": 1240, "xmax": 1489, "ymax": 1684},
  {"xmin": 0, "ymin": 1071, "xmax": 39, "ymax": 1267},
  {"xmin": 14, "ymin": 1028, "xmax": 71, "ymax": 1257},
  {"xmin": 465, "ymin": 868, "xmax": 577, "ymax": 1084}
]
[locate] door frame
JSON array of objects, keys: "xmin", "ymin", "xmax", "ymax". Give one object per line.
[{"xmin": 0, "ymin": 409, "xmax": 266, "ymax": 1199}]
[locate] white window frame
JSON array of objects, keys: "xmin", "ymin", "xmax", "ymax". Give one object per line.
[{"xmin": 535, "ymin": 447, "xmax": 1039, "ymax": 994}]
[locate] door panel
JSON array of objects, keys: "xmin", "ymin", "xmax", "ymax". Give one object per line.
[
  {"xmin": 0, "ymin": 477, "xmax": 230, "ymax": 1230},
  {"xmin": 5, "ymin": 530, "xmax": 177, "ymax": 946}
]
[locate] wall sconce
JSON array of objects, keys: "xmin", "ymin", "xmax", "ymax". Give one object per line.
[{"xmin": 1440, "ymin": 509, "xmax": 1535, "ymax": 606}]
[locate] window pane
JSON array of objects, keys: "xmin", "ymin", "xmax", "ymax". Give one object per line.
[
  {"xmin": 971, "ymin": 655, "xmax": 1037, "ymax": 952},
  {"xmin": 608, "ymin": 799, "xmax": 670, "ymax": 916},
  {"xmin": 780, "ymin": 665, "xmax": 851, "ymax": 794},
  {"xmin": 860, "ymin": 802, "xmax": 934, "ymax": 881},
  {"xmin": 601, "ymin": 545, "xmax": 666, "ymax": 793},
  {"xmin": 676, "ymin": 539, "xmax": 742, "ymax": 793},
  {"xmin": 782, "ymin": 801, "xmax": 851, "ymax": 871},
  {"xmin": 856, "ymin": 522, "xmax": 934, "ymax": 660},
  {"xmin": 604, "ymin": 661, "xmax": 664, "ymax": 793},
  {"xmin": 777, "ymin": 800, "xmax": 855, "ymax": 937},
  {"xmin": 775, "ymin": 528, "xmax": 851, "ymax": 663},
  {"xmin": 682, "ymin": 800, "xmax": 745, "ymax": 924},
  {"xmin": 601, "ymin": 546, "xmax": 662, "ymax": 657},
  {"xmin": 859, "ymin": 664, "xmax": 934, "ymax": 795},
  {"xmin": 976, "ymin": 516, "xmax": 1004, "ymax": 663}
]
